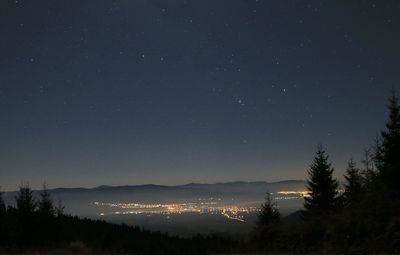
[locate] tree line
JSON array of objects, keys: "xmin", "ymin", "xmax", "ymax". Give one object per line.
[{"xmin": 253, "ymin": 92, "xmax": 400, "ymax": 253}]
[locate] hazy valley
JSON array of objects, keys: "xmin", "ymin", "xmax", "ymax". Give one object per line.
[{"xmin": 3, "ymin": 180, "xmax": 306, "ymax": 238}]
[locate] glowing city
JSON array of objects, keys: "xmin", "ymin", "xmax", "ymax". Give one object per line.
[{"xmin": 92, "ymin": 190, "xmax": 310, "ymax": 222}]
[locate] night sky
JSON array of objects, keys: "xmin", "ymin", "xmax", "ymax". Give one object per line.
[{"xmin": 1, "ymin": 0, "xmax": 399, "ymax": 190}]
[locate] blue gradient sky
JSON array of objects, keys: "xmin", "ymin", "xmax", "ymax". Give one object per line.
[{"xmin": 0, "ymin": 0, "xmax": 399, "ymax": 190}]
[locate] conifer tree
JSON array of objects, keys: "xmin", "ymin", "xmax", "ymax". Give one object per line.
[
  {"xmin": 361, "ymin": 148, "xmax": 378, "ymax": 191},
  {"xmin": 55, "ymin": 199, "xmax": 65, "ymax": 216},
  {"xmin": 304, "ymin": 146, "xmax": 339, "ymax": 216},
  {"xmin": 0, "ymin": 188, "xmax": 6, "ymax": 215},
  {"xmin": 375, "ymin": 91, "xmax": 400, "ymax": 199},
  {"xmin": 257, "ymin": 192, "xmax": 280, "ymax": 227},
  {"xmin": 343, "ymin": 158, "xmax": 363, "ymax": 207},
  {"xmin": 16, "ymin": 184, "xmax": 36, "ymax": 216},
  {"xmin": 38, "ymin": 184, "xmax": 54, "ymax": 216},
  {"xmin": 254, "ymin": 192, "xmax": 281, "ymax": 249}
]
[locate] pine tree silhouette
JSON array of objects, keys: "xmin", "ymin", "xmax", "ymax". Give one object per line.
[
  {"xmin": 55, "ymin": 199, "xmax": 65, "ymax": 216},
  {"xmin": 16, "ymin": 183, "xmax": 36, "ymax": 216},
  {"xmin": 343, "ymin": 158, "xmax": 363, "ymax": 207},
  {"xmin": 253, "ymin": 192, "xmax": 281, "ymax": 249},
  {"xmin": 38, "ymin": 184, "xmax": 54, "ymax": 216},
  {"xmin": 375, "ymin": 91, "xmax": 400, "ymax": 199},
  {"xmin": 257, "ymin": 192, "xmax": 280, "ymax": 227},
  {"xmin": 0, "ymin": 188, "xmax": 6, "ymax": 215},
  {"xmin": 15, "ymin": 184, "xmax": 37, "ymax": 245},
  {"xmin": 361, "ymin": 148, "xmax": 378, "ymax": 192},
  {"xmin": 0, "ymin": 188, "xmax": 5, "ymax": 246},
  {"xmin": 304, "ymin": 146, "xmax": 339, "ymax": 217}
]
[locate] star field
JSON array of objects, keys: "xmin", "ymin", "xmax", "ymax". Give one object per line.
[{"xmin": 0, "ymin": 0, "xmax": 399, "ymax": 190}]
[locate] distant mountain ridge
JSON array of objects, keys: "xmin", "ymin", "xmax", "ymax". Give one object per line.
[
  {"xmin": 59, "ymin": 180, "xmax": 306, "ymax": 192},
  {"xmin": 3, "ymin": 180, "xmax": 305, "ymax": 193}
]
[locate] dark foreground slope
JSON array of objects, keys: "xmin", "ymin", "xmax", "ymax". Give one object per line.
[{"xmin": 0, "ymin": 211, "xmax": 238, "ymax": 255}]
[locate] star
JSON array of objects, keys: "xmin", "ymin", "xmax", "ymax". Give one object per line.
[{"xmin": 236, "ymin": 98, "xmax": 246, "ymax": 107}]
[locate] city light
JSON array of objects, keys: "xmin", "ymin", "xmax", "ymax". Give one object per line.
[{"xmin": 92, "ymin": 190, "xmax": 306, "ymax": 222}]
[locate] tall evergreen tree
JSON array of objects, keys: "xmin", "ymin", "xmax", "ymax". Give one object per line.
[
  {"xmin": 361, "ymin": 148, "xmax": 378, "ymax": 191},
  {"xmin": 257, "ymin": 192, "xmax": 280, "ymax": 227},
  {"xmin": 16, "ymin": 184, "xmax": 36, "ymax": 216},
  {"xmin": 55, "ymin": 199, "xmax": 65, "ymax": 216},
  {"xmin": 375, "ymin": 91, "xmax": 400, "ymax": 199},
  {"xmin": 343, "ymin": 158, "xmax": 363, "ymax": 207},
  {"xmin": 38, "ymin": 184, "xmax": 54, "ymax": 216},
  {"xmin": 253, "ymin": 192, "xmax": 281, "ymax": 249},
  {"xmin": 304, "ymin": 146, "xmax": 339, "ymax": 216},
  {"xmin": 0, "ymin": 188, "xmax": 6, "ymax": 215}
]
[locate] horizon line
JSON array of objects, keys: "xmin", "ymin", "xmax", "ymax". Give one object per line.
[{"xmin": 2, "ymin": 179, "xmax": 306, "ymax": 193}]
